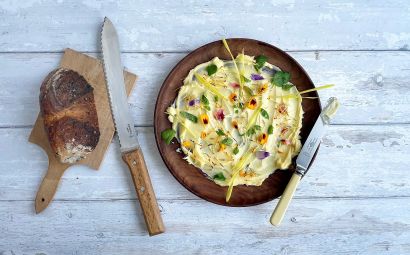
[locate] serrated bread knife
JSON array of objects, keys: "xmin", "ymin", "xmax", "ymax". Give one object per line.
[
  {"xmin": 101, "ymin": 17, "xmax": 164, "ymax": 235},
  {"xmin": 270, "ymin": 97, "xmax": 339, "ymax": 226}
]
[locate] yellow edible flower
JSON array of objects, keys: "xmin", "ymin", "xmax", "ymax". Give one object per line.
[{"xmin": 246, "ymin": 97, "xmax": 257, "ymax": 110}]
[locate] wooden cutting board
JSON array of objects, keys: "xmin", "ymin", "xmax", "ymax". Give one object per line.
[{"xmin": 29, "ymin": 48, "xmax": 137, "ymax": 213}]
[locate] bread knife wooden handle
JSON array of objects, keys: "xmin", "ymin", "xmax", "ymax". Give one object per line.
[{"xmin": 122, "ymin": 148, "xmax": 165, "ymax": 235}]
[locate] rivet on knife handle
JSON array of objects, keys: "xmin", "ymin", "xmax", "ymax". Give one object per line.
[{"xmin": 122, "ymin": 148, "xmax": 165, "ymax": 236}]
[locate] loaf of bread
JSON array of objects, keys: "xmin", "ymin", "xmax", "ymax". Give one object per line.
[{"xmin": 40, "ymin": 68, "xmax": 100, "ymax": 164}]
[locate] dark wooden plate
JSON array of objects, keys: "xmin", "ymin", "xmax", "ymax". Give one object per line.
[{"xmin": 154, "ymin": 38, "xmax": 321, "ymax": 206}]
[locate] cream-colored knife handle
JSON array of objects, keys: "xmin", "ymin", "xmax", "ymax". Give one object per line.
[{"xmin": 270, "ymin": 173, "xmax": 302, "ymax": 226}]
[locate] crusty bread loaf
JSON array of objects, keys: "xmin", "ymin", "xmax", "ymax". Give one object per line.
[{"xmin": 40, "ymin": 68, "xmax": 100, "ymax": 164}]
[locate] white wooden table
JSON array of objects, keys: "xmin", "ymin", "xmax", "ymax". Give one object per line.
[{"xmin": 1, "ymin": 1, "xmax": 410, "ymax": 254}]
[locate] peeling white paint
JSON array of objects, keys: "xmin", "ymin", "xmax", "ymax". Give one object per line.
[
  {"xmin": 383, "ymin": 32, "xmax": 410, "ymax": 48},
  {"xmin": 318, "ymin": 13, "xmax": 341, "ymax": 23}
]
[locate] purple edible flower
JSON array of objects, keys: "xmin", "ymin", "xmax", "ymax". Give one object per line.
[
  {"xmin": 251, "ymin": 74, "xmax": 264, "ymax": 81},
  {"xmin": 255, "ymin": 150, "xmax": 270, "ymax": 160},
  {"xmin": 188, "ymin": 98, "xmax": 200, "ymax": 106},
  {"xmin": 213, "ymin": 108, "xmax": 225, "ymax": 121}
]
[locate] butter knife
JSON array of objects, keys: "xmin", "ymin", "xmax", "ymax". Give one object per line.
[
  {"xmin": 101, "ymin": 17, "xmax": 164, "ymax": 235},
  {"xmin": 270, "ymin": 97, "xmax": 339, "ymax": 226}
]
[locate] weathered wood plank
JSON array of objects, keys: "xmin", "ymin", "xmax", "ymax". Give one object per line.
[
  {"xmin": 1, "ymin": 51, "xmax": 410, "ymax": 126},
  {"xmin": 0, "ymin": 1, "xmax": 409, "ymax": 52},
  {"xmin": 0, "ymin": 125, "xmax": 408, "ymax": 201},
  {"xmin": 0, "ymin": 198, "xmax": 409, "ymax": 255}
]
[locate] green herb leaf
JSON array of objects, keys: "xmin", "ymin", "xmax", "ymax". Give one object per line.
[
  {"xmin": 216, "ymin": 129, "xmax": 225, "ymax": 136},
  {"xmin": 240, "ymin": 74, "xmax": 251, "ymax": 83},
  {"xmin": 272, "ymin": 71, "xmax": 290, "ymax": 87},
  {"xmin": 260, "ymin": 108, "xmax": 269, "ymax": 119},
  {"xmin": 281, "ymin": 83, "xmax": 294, "ymax": 90},
  {"xmin": 267, "ymin": 125, "xmax": 273, "ymax": 135},
  {"xmin": 161, "ymin": 128, "xmax": 176, "ymax": 145},
  {"xmin": 206, "ymin": 64, "xmax": 218, "ymax": 76},
  {"xmin": 235, "ymin": 109, "xmax": 239, "ymax": 114},
  {"xmin": 246, "ymin": 127, "xmax": 256, "ymax": 136},
  {"xmin": 180, "ymin": 111, "xmax": 198, "ymax": 123},
  {"xmin": 213, "ymin": 172, "xmax": 226, "ymax": 181},
  {"xmin": 254, "ymin": 125, "xmax": 262, "ymax": 131},
  {"xmin": 238, "ymin": 102, "xmax": 244, "ymax": 109},
  {"xmin": 221, "ymin": 137, "xmax": 233, "ymax": 146},
  {"xmin": 254, "ymin": 55, "xmax": 268, "ymax": 71},
  {"xmin": 233, "ymin": 147, "xmax": 239, "ymax": 155},
  {"xmin": 214, "ymin": 95, "xmax": 219, "ymax": 102},
  {"xmin": 201, "ymin": 95, "xmax": 211, "ymax": 111},
  {"xmin": 243, "ymin": 86, "xmax": 253, "ymax": 96},
  {"xmin": 201, "ymin": 94, "xmax": 209, "ymax": 105}
]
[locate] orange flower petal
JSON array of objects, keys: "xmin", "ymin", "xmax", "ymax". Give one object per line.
[
  {"xmin": 201, "ymin": 131, "xmax": 207, "ymax": 139},
  {"xmin": 229, "ymin": 93, "xmax": 237, "ymax": 102},
  {"xmin": 200, "ymin": 113, "xmax": 209, "ymax": 125},
  {"xmin": 258, "ymin": 83, "xmax": 268, "ymax": 94},
  {"xmin": 258, "ymin": 133, "xmax": 268, "ymax": 145},
  {"xmin": 232, "ymin": 120, "xmax": 238, "ymax": 129},
  {"xmin": 247, "ymin": 97, "xmax": 257, "ymax": 110}
]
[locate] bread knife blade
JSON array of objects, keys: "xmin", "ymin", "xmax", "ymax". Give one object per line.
[
  {"xmin": 101, "ymin": 17, "xmax": 164, "ymax": 236},
  {"xmin": 270, "ymin": 97, "xmax": 339, "ymax": 226}
]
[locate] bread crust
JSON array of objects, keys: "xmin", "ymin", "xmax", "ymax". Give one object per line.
[{"xmin": 40, "ymin": 68, "xmax": 100, "ymax": 163}]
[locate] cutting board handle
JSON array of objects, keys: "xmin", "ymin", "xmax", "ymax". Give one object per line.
[{"xmin": 35, "ymin": 159, "xmax": 70, "ymax": 213}]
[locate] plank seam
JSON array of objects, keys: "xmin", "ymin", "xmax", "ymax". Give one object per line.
[
  {"xmin": 0, "ymin": 49, "xmax": 409, "ymax": 54},
  {"xmin": 1, "ymin": 196, "xmax": 410, "ymax": 202}
]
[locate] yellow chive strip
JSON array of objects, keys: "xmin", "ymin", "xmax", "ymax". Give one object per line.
[
  {"xmin": 177, "ymin": 117, "xmax": 197, "ymax": 138},
  {"xmin": 274, "ymin": 84, "xmax": 335, "ymax": 99},
  {"xmin": 245, "ymin": 106, "xmax": 261, "ymax": 131},
  {"xmin": 222, "ymin": 39, "xmax": 243, "ymax": 90},
  {"xmin": 226, "ymin": 147, "xmax": 255, "ymax": 202},
  {"xmin": 299, "ymin": 84, "xmax": 335, "ymax": 94},
  {"xmin": 194, "ymin": 73, "xmax": 227, "ymax": 100}
]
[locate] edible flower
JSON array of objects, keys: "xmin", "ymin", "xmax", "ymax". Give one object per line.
[
  {"xmin": 230, "ymin": 82, "xmax": 240, "ymax": 89},
  {"xmin": 200, "ymin": 113, "xmax": 209, "ymax": 125},
  {"xmin": 232, "ymin": 120, "xmax": 238, "ymax": 129},
  {"xmin": 182, "ymin": 140, "xmax": 193, "ymax": 149},
  {"xmin": 246, "ymin": 97, "xmax": 258, "ymax": 110},
  {"xmin": 258, "ymin": 83, "xmax": 268, "ymax": 94},
  {"xmin": 251, "ymin": 73, "xmax": 264, "ymax": 80},
  {"xmin": 281, "ymin": 127, "xmax": 289, "ymax": 136},
  {"xmin": 201, "ymin": 131, "xmax": 207, "ymax": 139},
  {"xmin": 277, "ymin": 102, "xmax": 288, "ymax": 115},
  {"xmin": 219, "ymin": 143, "xmax": 226, "ymax": 151},
  {"xmin": 255, "ymin": 150, "xmax": 270, "ymax": 160},
  {"xmin": 281, "ymin": 139, "xmax": 291, "ymax": 145},
  {"xmin": 188, "ymin": 98, "xmax": 200, "ymax": 107},
  {"xmin": 229, "ymin": 93, "xmax": 237, "ymax": 102},
  {"xmin": 213, "ymin": 108, "xmax": 225, "ymax": 121},
  {"xmin": 258, "ymin": 133, "xmax": 268, "ymax": 145}
]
